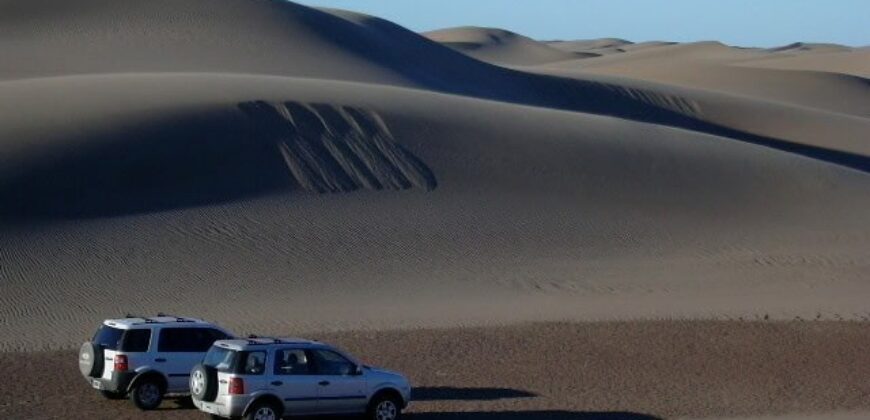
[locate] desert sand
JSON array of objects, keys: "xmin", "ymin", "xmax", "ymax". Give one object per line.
[{"xmin": 1, "ymin": 0, "xmax": 868, "ymax": 418}]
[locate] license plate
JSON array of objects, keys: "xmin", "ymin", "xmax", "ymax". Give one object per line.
[
  {"xmin": 91, "ymin": 379, "xmax": 102, "ymax": 389},
  {"xmin": 201, "ymin": 403, "xmax": 219, "ymax": 414}
]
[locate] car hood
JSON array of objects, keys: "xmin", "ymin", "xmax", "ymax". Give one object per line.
[{"xmin": 366, "ymin": 366, "xmax": 407, "ymax": 380}]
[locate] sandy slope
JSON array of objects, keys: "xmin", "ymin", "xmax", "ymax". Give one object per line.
[
  {"xmin": 1, "ymin": 2, "xmax": 869, "ymax": 419},
  {"xmin": 736, "ymin": 49, "xmax": 870, "ymax": 78},
  {"xmin": 533, "ymin": 42, "xmax": 870, "ymax": 118},
  {"xmin": 2, "ymin": 73, "xmax": 869, "ymax": 351},
  {"xmin": 0, "ymin": 2, "xmax": 867, "ymax": 415}
]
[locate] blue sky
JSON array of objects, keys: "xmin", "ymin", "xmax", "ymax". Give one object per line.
[{"xmin": 298, "ymin": 0, "xmax": 869, "ymax": 47}]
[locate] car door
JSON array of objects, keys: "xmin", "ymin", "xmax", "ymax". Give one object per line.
[
  {"xmin": 309, "ymin": 349, "xmax": 367, "ymax": 414},
  {"xmin": 156, "ymin": 327, "xmax": 212, "ymax": 392},
  {"xmin": 272, "ymin": 348, "xmax": 320, "ymax": 414}
]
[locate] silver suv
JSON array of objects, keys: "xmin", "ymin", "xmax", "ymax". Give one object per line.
[
  {"xmin": 191, "ymin": 336, "xmax": 412, "ymax": 420},
  {"xmin": 78, "ymin": 315, "xmax": 234, "ymax": 410}
]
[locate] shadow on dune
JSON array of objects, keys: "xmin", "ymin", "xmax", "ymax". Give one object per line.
[
  {"xmin": 0, "ymin": 108, "xmax": 291, "ymax": 223},
  {"xmin": 412, "ymin": 386, "xmax": 536, "ymax": 401},
  {"xmin": 407, "ymin": 411, "xmax": 661, "ymax": 420},
  {"xmin": 0, "ymin": 102, "xmax": 435, "ymax": 224}
]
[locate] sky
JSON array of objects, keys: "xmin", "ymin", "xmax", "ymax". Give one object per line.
[{"xmin": 297, "ymin": 0, "xmax": 869, "ymax": 47}]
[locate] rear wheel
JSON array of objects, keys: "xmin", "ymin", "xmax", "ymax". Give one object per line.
[
  {"xmin": 245, "ymin": 401, "xmax": 281, "ymax": 420},
  {"xmin": 99, "ymin": 390, "xmax": 126, "ymax": 400},
  {"xmin": 367, "ymin": 393, "xmax": 402, "ymax": 420},
  {"xmin": 130, "ymin": 379, "xmax": 163, "ymax": 410}
]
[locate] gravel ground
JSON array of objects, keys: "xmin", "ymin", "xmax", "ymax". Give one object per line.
[{"xmin": 1, "ymin": 321, "xmax": 868, "ymax": 419}]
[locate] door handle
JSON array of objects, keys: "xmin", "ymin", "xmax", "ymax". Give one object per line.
[
  {"xmin": 271, "ymin": 381, "xmax": 283, "ymax": 386},
  {"xmin": 318, "ymin": 380, "xmax": 330, "ymax": 386},
  {"xmin": 154, "ymin": 358, "xmax": 166, "ymax": 363}
]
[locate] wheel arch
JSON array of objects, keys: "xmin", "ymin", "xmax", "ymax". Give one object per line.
[
  {"xmin": 370, "ymin": 386, "xmax": 406, "ymax": 408},
  {"xmin": 243, "ymin": 393, "xmax": 285, "ymax": 417},
  {"xmin": 126, "ymin": 369, "xmax": 168, "ymax": 394}
]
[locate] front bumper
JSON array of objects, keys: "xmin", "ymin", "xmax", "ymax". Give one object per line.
[
  {"xmin": 193, "ymin": 395, "xmax": 252, "ymax": 418},
  {"xmin": 85, "ymin": 371, "xmax": 136, "ymax": 394}
]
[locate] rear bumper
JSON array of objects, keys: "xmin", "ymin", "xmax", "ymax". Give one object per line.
[
  {"xmin": 85, "ymin": 371, "xmax": 136, "ymax": 393},
  {"xmin": 193, "ymin": 395, "xmax": 251, "ymax": 418}
]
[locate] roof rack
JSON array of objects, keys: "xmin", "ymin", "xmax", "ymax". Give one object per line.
[
  {"xmin": 155, "ymin": 313, "xmax": 195, "ymax": 323},
  {"xmin": 246, "ymin": 334, "xmax": 286, "ymax": 344},
  {"xmin": 123, "ymin": 314, "xmax": 158, "ymax": 324}
]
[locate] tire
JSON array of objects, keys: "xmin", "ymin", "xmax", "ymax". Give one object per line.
[
  {"xmin": 367, "ymin": 392, "xmax": 402, "ymax": 420},
  {"xmin": 190, "ymin": 363, "xmax": 218, "ymax": 402},
  {"xmin": 100, "ymin": 390, "xmax": 127, "ymax": 400},
  {"xmin": 244, "ymin": 400, "xmax": 282, "ymax": 420},
  {"xmin": 130, "ymin": 378, "xmax": 164, "ymax": 410},
  {"xmin": 78, "ymin": 341, "xmax": 104, "ymax": 378}
]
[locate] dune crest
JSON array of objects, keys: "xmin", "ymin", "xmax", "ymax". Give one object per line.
[{"xmin": 424, "ymin": 26, "xmax": 579, "ymax": 65}]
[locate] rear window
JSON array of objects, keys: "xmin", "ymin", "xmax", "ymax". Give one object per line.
[
  {"xmin": 204, "ymin": 346, "xmax": 238, "ymax": 372},
  {"xmin": 93, "ymin": 326, "xmax": 152, "ymax": 352},
  {"xmin": 93, "ymin": 325, "xmax": 124, "ymax": 350},
  {"xmin": 203, "ymin": 347, "xmax": 267, "ymax": 375}
]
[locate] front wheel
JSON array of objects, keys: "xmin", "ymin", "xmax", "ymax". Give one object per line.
[
  {"xmin": 130, "ymin": 379, "xmax": 164, "ymax": 410},
  {"xmin": 367, "ymin": 394, "xmax": 402, "ymax": 420},
  {"xmin": 245, "ymin": 401, "xmax": 282, "ymax": 420}
]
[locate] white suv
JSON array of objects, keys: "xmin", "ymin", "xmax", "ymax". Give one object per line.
[
  {"xmin": 191, "ymin": 336, "xmax": 412, "ymax": 420},
  {"xmin": 78, "ymin": 315, "xmax": 234, "ymax": 410}
]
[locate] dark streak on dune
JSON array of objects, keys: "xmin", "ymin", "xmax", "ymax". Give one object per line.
[{"xmin": 238, "ymin": 101, "xmax": 436, "ymax": 193}]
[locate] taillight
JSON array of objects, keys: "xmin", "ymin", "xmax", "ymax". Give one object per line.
[
  {"xmin": 114, "ymin": 355, "xmax": 128, "ymax": 372},
  {"xmin": 228, "ymin": 377, "xmax": 245, "ymax": 395}
]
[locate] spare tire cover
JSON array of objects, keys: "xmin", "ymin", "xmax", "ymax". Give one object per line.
[
  {"xmin": 190, "ymin": 363, "xmax": 218, "ymax": 402},
  {"xmin": 79, "ymin": 342, "xmax": 103, "ymax": 377}
]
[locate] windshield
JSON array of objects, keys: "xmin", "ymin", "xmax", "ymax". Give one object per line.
[
  {"xmin": 92, "ymin": 325, "xmax": 124, "ymax": 350},
  {"xmin": 203, "ymin": 346, "xmax": 237, "ymax": 371}
]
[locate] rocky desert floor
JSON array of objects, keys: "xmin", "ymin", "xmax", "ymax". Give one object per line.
[{"xmin": 3, "ymin": 321, "xmax": 870, "ymax": 419}]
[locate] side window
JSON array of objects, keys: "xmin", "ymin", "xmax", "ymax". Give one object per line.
[
  {"xmin": 311, "ymin": 350, "xmax": 356, "ymax": 376},
  {"xmin": 191, "ymin": 328, "xmax": 224, "ymax": 352},
  {"xmin": 159, "ymin": 328, "xmax": 223, "ymax": 352},
  {"xmin": 120, "ymin": 329, "xmax": 151, "ymax": 352},
  {"xmin": 274, "ymin": 349, "xmax": 313, "ymax": 375},
  {"xmin": 208, "ymin": 329, "xmax": 231, "ymax": 341},
  {"xmin": 240, "ymin": 351, "xmax": 267, "ymax": 375}
]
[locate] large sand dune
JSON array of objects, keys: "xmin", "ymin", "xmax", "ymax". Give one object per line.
[
  {"xmin": 0, "ymin": 1, "xmax": 868, "ymax": 417},
  {"xmin": 424, "ymin": 27, "xmax": 583, "ymax": 65}
]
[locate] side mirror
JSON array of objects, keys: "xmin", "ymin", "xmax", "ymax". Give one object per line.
[{"xmin": 352, "ymin": 365, "xmax": 364, "ymax": 376}]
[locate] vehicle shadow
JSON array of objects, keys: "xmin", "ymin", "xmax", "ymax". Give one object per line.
[
  {"xmin": 406, "ymin": 387, "xmax": 661, "ymax": 419},
  {"xmin": 412, "ymin": 386, "xmax": 536, "ymax": 401},
  {"xmin": 407, "ymin": 412, "xmax": 661, "ymax": 420}
]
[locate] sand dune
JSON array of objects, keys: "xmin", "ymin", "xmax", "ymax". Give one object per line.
[
  {"xmin": 546, "ymin": 39, "xmax": 675, "ymax": 56},
  {"xmin": 737, "ymin": 49, "xmax": 870, "ymax": 78},
  {"xmin": 533, "ymin": 42, "xmax": 870, "ymax": 116},
  {"xmin": 0, "ymin": 2, "xmax": 869, "ymax": 418},
  {"xmin": 424, "ymin": 27, "xmax": 583, "ymax": 65},
  {"xmin": 2, "ymin": 73, "xmax": 868, "ymax": 350}
]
